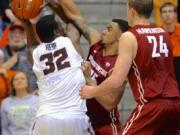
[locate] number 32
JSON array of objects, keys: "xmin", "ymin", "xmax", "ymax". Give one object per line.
[{"xmin": 40, "ymin": 48, "xmax": 70, "ymax": 75}]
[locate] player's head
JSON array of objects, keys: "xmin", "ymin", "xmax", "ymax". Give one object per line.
[
  {"xmin": 101, "ymin": 19, "xmax": 129, "ymax": 45},
  {"xmin": 11, "ymin": 71, "xmax": 31, "ymax": 96},
  {"xmin": 36, "ymin": 15, "xmax": 64, "ymax": 43},
  {"xmin": 127, "ymin": 0, "xmax": 153, "ymax": 26},
  {"xmin": 160, "ymin": 2, "xmax": 177, "ymax": 25}
]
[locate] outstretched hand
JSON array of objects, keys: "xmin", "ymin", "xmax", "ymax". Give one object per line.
[{"xmin": 79, "ymin": 85, "xmax": 97, "ymax": 99}]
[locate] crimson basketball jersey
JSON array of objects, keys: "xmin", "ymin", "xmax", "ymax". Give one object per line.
[
  {"xmin": 87, "ymin": 41, "xmax": 120, "ymax": 128},
  {"xmin": 128, "ymin": 25, "xmax": 180, "ymax": 104}
]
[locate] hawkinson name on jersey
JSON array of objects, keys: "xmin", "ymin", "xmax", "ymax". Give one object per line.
[{"xmin": 136, "ymin": 28, "xmax": 165, "ymax": 34}]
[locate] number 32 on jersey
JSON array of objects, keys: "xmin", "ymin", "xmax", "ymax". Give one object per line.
[
  {"xmin": 147, "ymin": 35, "xmax": 169, "ymax": 58},
  {"xmin": 40, "ymin": 47, "xmax": 70, "ymax": 75}
]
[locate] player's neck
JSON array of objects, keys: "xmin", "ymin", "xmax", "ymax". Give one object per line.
[
  {"xmin": 132, "ymin": 17, "xmax": 150, "ymax": 26},
  {"xmin": 15, "ymin": 90, "xmax": 28, "ymax": 98},
  {"xmin": 163, "ymin": 23, "xmax": 175, "ymax": 33},
  {"xmin": 103, "ymin": 42, "xmax": 118, "ymax": 56}
]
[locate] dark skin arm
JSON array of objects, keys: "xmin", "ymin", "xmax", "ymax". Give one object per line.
[
  {"xmin": 20, "ymin": 20, "xmax": 40, "ymax": 64},
  {"xmin": 46, "ymin": 0, "xmax": 101, "ymax": 46},
  {"xmin": 66, "ymin": 23, "xmax": 84, "ymax": 57}
]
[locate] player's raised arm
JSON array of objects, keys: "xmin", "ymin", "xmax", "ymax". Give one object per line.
[
  {"xmin": 21, "ymin": 20, "xmax": 40, "ymax": 50},
  {"xmin": 47, "ymin": 0, "xmax": 101, "ymax": 45},
  {"xmin": 66, "ymin": 23, "xmax": 84, "ymax": 57}
]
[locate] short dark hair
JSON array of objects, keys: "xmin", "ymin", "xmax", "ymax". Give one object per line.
[
  {"xmin": 128, "ymin": 0, "xmax": 153, "ymax": 19},
  {"xmin": 112, "ymin": 19, "xmax": 130, "ymax": 32},
  {"xmin": 160, "ymin": 2, "xmax": 177, "ymax": 13},
  {"xmin": 36, "ymin": 15, "xmax": 63, "ymax": 43}
]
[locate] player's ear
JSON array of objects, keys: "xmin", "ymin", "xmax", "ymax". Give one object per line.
[
  {"xmin": 54, "ymin": 28, "xmax": 65, "ymax": 37},
  {"xmin": 129, "ymin": 8, "xmax": 136, "ymax": 18},
  {"xmin": 53, "ymin": 29, "xmax": 60, "ymax": 36}
]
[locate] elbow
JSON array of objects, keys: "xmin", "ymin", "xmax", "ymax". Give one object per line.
[
  {"xmin": 110, "ymin": 81, "xmax": 122, "ymax": 92},
  {"xmin": 101, "ymin": 100, "xmax": 119, "ymax": 112},
  {"xmin": 104, "ymin": 104, "xmax": 117, "ymax": 112},
  {"xmin": 109, "ymin": 74, "xmax": 125, "ymax": 92}
]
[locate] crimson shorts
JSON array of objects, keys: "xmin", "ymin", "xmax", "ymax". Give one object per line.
[
  {"xmin": 121, "ymin": 98, "xmax": 180, "ymax": 135},
  {"xmin": 94, "ymin": 123, "xmax": 121, "ymax": 135}
]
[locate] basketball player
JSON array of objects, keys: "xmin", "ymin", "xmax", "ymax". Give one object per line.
[
  {"xmin": 80, "ymin": 0, "xmax": 180, "ymax": 134},
  {"xmin": 46, "ymin": 1, "xmax": 129, "ymax": 135},
  {"xmin": 23, "ymin": 15, "xmax": 91, "ymax": 135}
]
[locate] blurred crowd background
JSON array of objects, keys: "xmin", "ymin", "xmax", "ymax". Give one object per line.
[{"xmin": 0, "ymin": 0, "xmax": 180, "ymax": 135}]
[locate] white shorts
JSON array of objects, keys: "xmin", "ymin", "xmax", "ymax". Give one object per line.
[{"xmin": 30, "ymin": 114, "xmax": 93, "ymax": 135}]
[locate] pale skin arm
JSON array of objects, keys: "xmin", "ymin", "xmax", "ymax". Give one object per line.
[
  {"xmin": 47, "ymin": 0, "xmax": 101, "ymax": 45},
  {"xmin": 5, "ymin": 9, "xmax": 17, "ymax": 22},
  {"xmin": 82, "ymin": 60, "xmax": 126, "ymax": 111},
  {"xmin": 79, "ymin": 32, "xmax": 138, "ymax": 99},
  {"xmin": 0, "ymin": 54, "xmax": 18, "ymax": 69},
  {"xmin": 96, "ymin": 83, "xmax": 126, "ymax": 111}
]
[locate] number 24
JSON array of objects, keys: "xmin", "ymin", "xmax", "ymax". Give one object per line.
[{"xmin": 147, "ymin": 35, "xmax": 169, "ymax": 58}]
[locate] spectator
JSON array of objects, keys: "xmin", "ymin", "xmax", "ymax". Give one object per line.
[
  {"xmin": 160, "ymin": 2, "xmax": 180, "ymax": 89},
  {"xmin": 0, "ymin": 50, "xmax": 15, "ymax": 105},
  {"xmin": 0, "ymin": 23, "xmax": 38, "ymax": 91},
  {"xmin": 0, "ymin": 68, "xmax": 14, "ymax": 105},
  {"xmin": 153, "ymin": 0, "xmax": 177, "ymax": 26},
  {"xmin": 1, "ymin": 70, "xmax": 38, "ymax": 135},
  {"xmin": 0, "ymin": 0, "xmax": 19, "ymax": 48}
]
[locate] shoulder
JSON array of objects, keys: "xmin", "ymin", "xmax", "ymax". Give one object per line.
[
  {"xmin": 31, "ymin": 95, "xmax": 38, "ymax": 99},
  {"xmin": 27, "ymin": 94, "xmax": 39, "ymax": 103},
  {"xmin": 32, "ymin": 44, "xmax": 42, "ymax": 57},
  {"xmin": 119, "ymin": 32, "xmax": 138, "ymax": 58},
  {"xmin": 120, "ymin": 31, "xmax": 137, "ymax": 42},
  {"xmin": 91, "ymin": 41, "xmax": 101, "ymax": 47},
  {"xmin": 1, "ymin": 97, "xmax": 13, "ymax": 107},
  {"xmin": 55, "ymin": 36, "xmax": 72, "ymax": 45}
]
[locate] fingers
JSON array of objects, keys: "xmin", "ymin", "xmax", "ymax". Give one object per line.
[{"xmin": 79, "ymin": 86, "xmax": 85, "ymax": 99}]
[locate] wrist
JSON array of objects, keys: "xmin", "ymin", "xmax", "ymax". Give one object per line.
[{"xmin": 85, "ymin": 77, "xmax": 96, "ymax": 86}]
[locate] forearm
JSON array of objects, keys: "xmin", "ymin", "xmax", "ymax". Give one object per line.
[
  {"xmin": 1, "ymin": 56, "xmax": 17, "ymax": 69},
  {"xmin": 23, "ymin": 22, "xmax": 39, "ymax": 49},
  {"xmin": 94, "ymin": 76, "xmax": 123, "ymax": 97},
  {"xmin": 56, "ymin": 0, "xmax": 100, "ymax": 45},
  {"xmin": 66, "ymin": 23, "xmax": 84, "ymax": 57},
  {"xmin": 5, "ymin": 9, "xmax": 17, "ymax": 22},
  {"xmin": 96, "ymin": 81, "xmax": 126, "ymax": 111},
  {"xmin": 47, "ymin": 2, "xmax": 69, "ymax": 23},
  {"xmin": 58, "ymin": 0, "xmax": 81, "ymax": 18}
]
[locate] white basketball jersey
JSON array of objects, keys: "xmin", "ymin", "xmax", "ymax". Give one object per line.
[{"xmin": 32, "ymin": 36, "xmax": 86, "ymax": 118}]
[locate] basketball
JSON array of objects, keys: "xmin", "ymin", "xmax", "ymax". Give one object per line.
[{"xmin": 12, "ymin": 0, "xmax": 43, "ymax": 19}]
